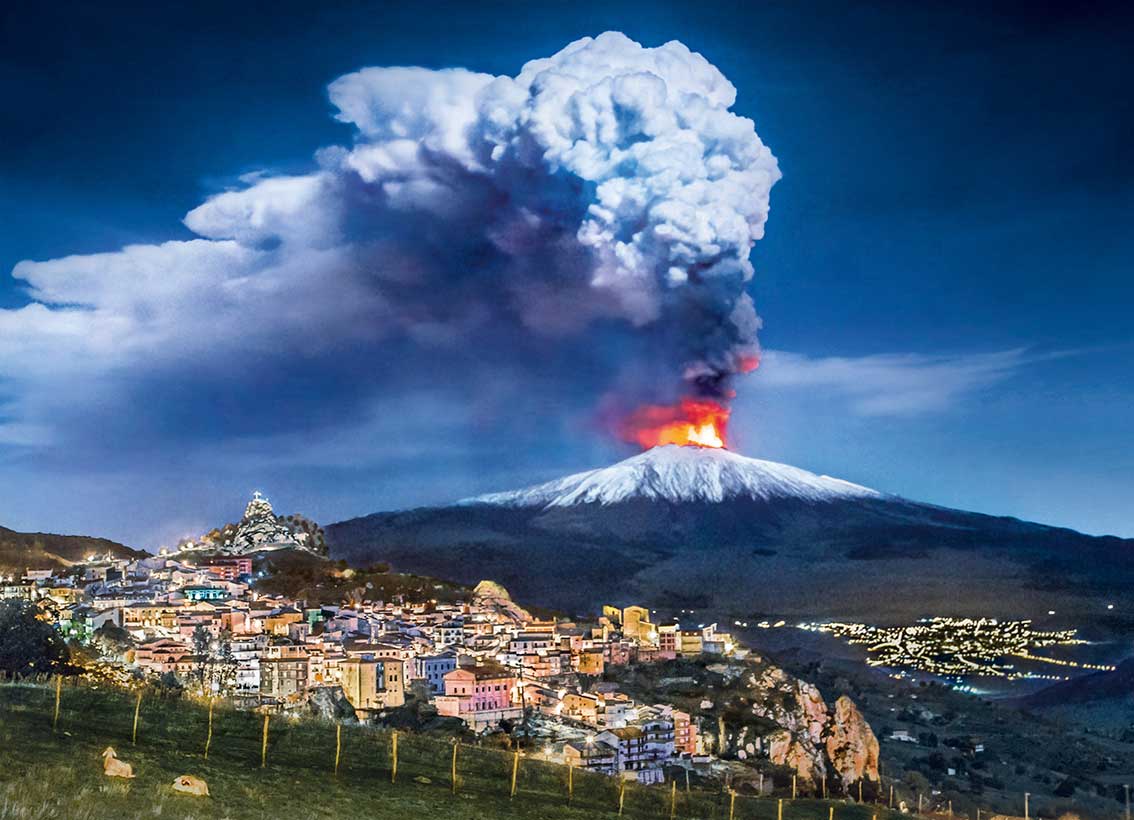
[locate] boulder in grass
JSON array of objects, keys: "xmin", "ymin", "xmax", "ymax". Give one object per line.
[{"xmin": 172, "ymin": 775, "xmax": 209, "ymax": 797}]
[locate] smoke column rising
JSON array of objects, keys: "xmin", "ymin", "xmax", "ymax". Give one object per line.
[{"xmin": 4, "ymin": 32, "xmax": 779, "ymax": 454}]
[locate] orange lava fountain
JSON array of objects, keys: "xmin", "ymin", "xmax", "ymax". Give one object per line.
[{"xmin": 618, "ymin": 398, "xmax": 730, "ymax": 449}]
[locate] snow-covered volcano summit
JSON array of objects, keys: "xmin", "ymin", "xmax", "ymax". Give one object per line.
[
  {"xmin": 463, "ymin": 445, "xmax": 880, "ymax": 508},
  {"xmin": 330, "ymin": 445, "xmax": 1132, "ymax": 622}
]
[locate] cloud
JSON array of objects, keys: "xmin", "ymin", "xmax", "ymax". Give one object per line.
[
  {"xmin": 754, "ymin": 348, "xmax": 1043, "ymax": 416},
  {"xmin": 0, "ymin": 32, "xmax": 779, "ymax": 464}
]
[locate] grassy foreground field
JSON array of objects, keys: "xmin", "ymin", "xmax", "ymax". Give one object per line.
[{"xmin": 0, "ymin": 681, "xmax": 907, "ymax": 820}]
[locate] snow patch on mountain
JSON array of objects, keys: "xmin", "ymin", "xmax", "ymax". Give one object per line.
[{"xmin": 463, "ymin": 445, "xmax": 880, "ymax": 509}]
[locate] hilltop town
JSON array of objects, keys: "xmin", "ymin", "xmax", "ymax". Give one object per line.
[{"xmin": 1, "ymin": 492, "xmax": 879, "ymax": 795}]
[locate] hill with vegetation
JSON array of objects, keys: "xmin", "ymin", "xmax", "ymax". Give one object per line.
[
  {"xmin": 0, "ymin": 524, "xmax": 144, "ymax": 573},
  {"xmin": 252, "ymin": 550, "xmax": 472, "ymax": 607}
]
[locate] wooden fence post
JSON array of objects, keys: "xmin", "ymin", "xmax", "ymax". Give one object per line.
[
  {"xmin": 618, "ymin": 778, "xmax": 626, "ymax": 816},
  {"xmin": 669, "ymin": 779, "xmax": 677, "ymax": 819},
  {"xmin": 260, "ymin": 713, "xmax": 269, "ymax": 768},
  {"xmin": 778, "ymin": 797, "xmax": 784, "ymax": 820},
  {"xmin": 132, "ymin": 690, "xmax": 142, "ymax": 746},
  {"xmin": 859, "ymin": 780, "xmax": 863, "ymax": 803},
  {"xmin": 52, "ymin": 675, "xmax": 62, "ymax": 734},
  {"xmin": 391, "ymin": 731, "xmax": 398, "ymax": 783},
  {"xmin": 822, "ymin": 777, "xmax": 827, "ymax": 799},
  {"xmin": 829, "ymin": 806, "xmax": 835, "ymax": 820},
  {"xmin": 451, "ymin": 740, "xmax": 458, "ymax": 793},
  {"xmin": 567, "ymin": 761, "xmax": 573, "ymax": 802},
  {"xmin": 334, "ymin": 723, "xmax": 342, "ymax": 775},
  {"xmin": 792, "ymin": 774, "xmax": 797, "ymax": 799},
  {"xmin": 204, "ymin": 698, "xmax": 215, "ymax": 758},
  {"xmin": 729, "ymin": 789, "xmax": 736, "ymax": 820},
  {"xmin": 510, "ymin": 750, "xmax": 519, "ymax": 798}
]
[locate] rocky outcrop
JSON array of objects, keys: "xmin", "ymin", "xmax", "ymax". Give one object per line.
[
  {"xmin": 750, "ymin": 666, "xmax": 830, "ymax": 785},
  {"xmin": 826, "ymin": 695, "xmax": 880, "ymax": 788},
  {"xmin": 307, "ymin": 686, "xmax": 356, "ymax": 721},
  {"xmin": 768, "ymin": 729, "xmax": 827, "ymax": 784},
  {"xmin": 178, "ymin": 492, "xmax": 327, "ymax": 556},
  {"xmin": 472, "ymin": 580, "xmax": 531, "ymax": 623},
  {"xmin": 747, "ymin": 664, "xmax": 878, "ymax": 790}
]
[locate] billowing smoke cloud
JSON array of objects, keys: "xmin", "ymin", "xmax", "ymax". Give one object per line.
[{"xmin": 0, "ymin": 32, "xmax": 778, "ymax": 459}]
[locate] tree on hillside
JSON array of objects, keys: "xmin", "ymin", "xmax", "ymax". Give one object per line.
[
  {"xmin": 191, "ymin": 624, "xmax": 211, "ymax": 686},
  {"xmin": 208, "ymin": 630, "xmax": 238, "ymax": 694},
  {"xmin": 0, "ymin": 600, "xmax": 70, "ymax": 676},
  {"xmin": 91, "ymin": 622, "xmax": 133, "ymax": 656}
]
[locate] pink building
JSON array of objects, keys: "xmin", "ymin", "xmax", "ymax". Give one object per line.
[
  {"xmin": 604, "ymin": 640, "xmax": 633, "ymax": 666},
  {"xmin": 672, "ymin": 709, "xmax": 698, "ymax": 755},
  {"xmin": 435, "ymin": 663, "xmax": 521, "ymax": 731},
  {"xmin": 132, "ymin": 638, "xmax": 191, "ymax": 674},
  {"xmin": 202, "ymin": 556, "xmax": 253, "ymax": 581},
  {"xmin": 442, "ymin": 663, "xmax": 515, "ymax": 709}
]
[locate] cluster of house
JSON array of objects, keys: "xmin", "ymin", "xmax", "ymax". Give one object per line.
[{"xmin": 4, "ymin": 555, "xmax": 737, "ymax": 784}]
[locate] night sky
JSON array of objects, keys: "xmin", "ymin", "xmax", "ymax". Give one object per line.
[{"xmin": 2, "ymin": 0, "xmax": 1132, "ymax": 546}]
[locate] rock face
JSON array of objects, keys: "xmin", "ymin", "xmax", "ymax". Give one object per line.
[
  {"xmin": 226, "ymin": 493, "xmax": 305, "ymax": 553},
  {"xmin": 749, "ymin": 665, "xmax": 878, "ymax": 790},
  {"xmin": 768, "ymin": 729, "xmax": 827, "ymax": 784},
  {"xmin": 178, "ymin": 492, "xmax": 327, "ymax": 556},
  {"xmin": 751, "ymin": 666, "xmax": 830, "ymax": 785},
  {"xmin": 826, "ymin": 695, "xmax": 880, "ymax": 788},
  {"xmin": 472, "ymin": 579, "xmax": 531, "ymax": 623},
  {"xmin": 308, "ymin": 686, "xmax": 355, "ymax": 721}
]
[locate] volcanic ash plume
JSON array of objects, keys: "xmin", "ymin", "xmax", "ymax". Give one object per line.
[
  {"xmin": 325, "ymin": 33, "xmax": 781, "ymax": 446},
  {"xmin": 7, "ymin": 32, "xmax": 779, "ymax": 455},
  {"xmin": 247, "ymin": 32, "xmax": 781, "ymax": 447}
]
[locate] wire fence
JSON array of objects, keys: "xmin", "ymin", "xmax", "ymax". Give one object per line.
[{"xmin": 0, "ymin": 674, "xmax": 920, "ymax": 820}]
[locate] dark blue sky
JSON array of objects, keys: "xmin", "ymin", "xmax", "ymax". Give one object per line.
[{"xmin": 2, "ymin": 0, "xmax": 1132, "ymax": 545}]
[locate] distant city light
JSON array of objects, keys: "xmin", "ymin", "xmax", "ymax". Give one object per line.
[{"xmin": 798, "ymin": 616, "xmax": 1115, "ymax": 681}]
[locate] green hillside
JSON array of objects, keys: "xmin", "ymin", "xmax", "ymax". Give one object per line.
[{"xmin": 0, "ymin": 680, "xmax": 906, "ymax": 820}]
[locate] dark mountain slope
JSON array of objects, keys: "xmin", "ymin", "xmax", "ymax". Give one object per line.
[
  {"xmin": 0, "ymin": 525, "xmax": 144, "ymax": 573},
  {"xmin": 327, "ymin": 447, "xmax": 1134, "ymax": 620},
  {"xmin": 1017, "ymin": 658, "xmax": 1134, "ymax": 709}
]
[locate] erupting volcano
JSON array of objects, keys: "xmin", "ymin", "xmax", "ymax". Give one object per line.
[{"xmin": 618, "ymin": 398, "xmax": 730, "ymax": 449}]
